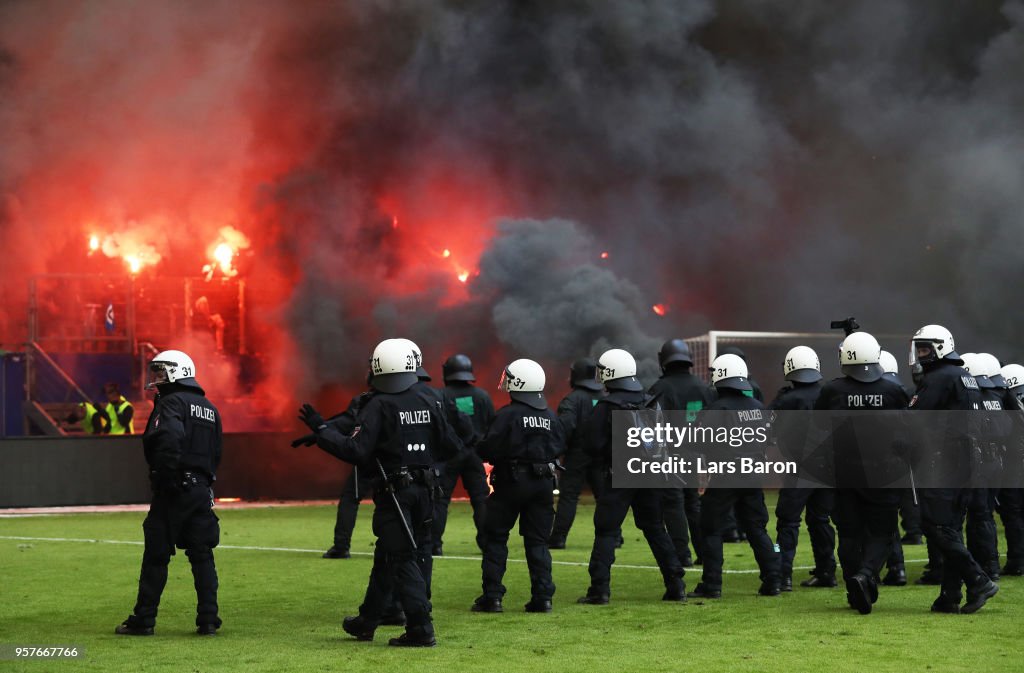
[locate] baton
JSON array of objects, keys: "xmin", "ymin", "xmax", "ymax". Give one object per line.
[
  {"xmin": 909, "ymin": 465, "xmax": 918, "ymax": 506},
  {"xmin": 353, "ymin": 465, "xmax": 359, "ymax": 500},
  {"xmin": 376, "ymin": 458, "xmax": 417, "ymax": 549}
]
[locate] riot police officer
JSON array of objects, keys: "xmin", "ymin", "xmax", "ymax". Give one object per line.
[
  {"xmin": 879, "ymin": 350, "xmax": 914, "ymax": 587},
  {"xmin": 472, "ymin": 359, "xmax": 565, "ymax": 613},
  {"xmin": 997, "ymin": 362, "xmax": 1024, "ymax": 576},
  {"xmin": 578, "ymin": 348, "xmax": 686, "ymax": 604},
  {"xmin": 648, "ymin": 339, "xmax": 714, "ymax": 566},
  {"xmin": 434, "ymin": 353, "xmax": 494, "ymax": 554},
  {"xmin": 688, "ymin": 354, "xmax": 781, "ymax": 599},
  {"xmin": 116, "ymin": 350, "xmax": 223, "ymax": 636},
  {"xmin": 770, "ymin": 345, "xmax": 836, "ymax": 591},
  {"xmin": 960, "ymin": 353, "xmax": 1003, "ymax": 581},
  {"xmin": 908, "ymin": 324, "xmax": 998, "ymax": 614},
  {"xmin": 299, "ymin": 338, "xmax": 463, "ymax": 647},
  {"xmin": 813, "ymin": 332, "xmax": 909, "ymax": 614},
  {"xmin": 549, "ymin": 358, "xmax": 606, "ymax": 549}
]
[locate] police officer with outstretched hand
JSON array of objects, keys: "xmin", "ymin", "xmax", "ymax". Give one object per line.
[
  {"xmin": 116, "ymin": 350, "xmax": 223, "ymax": 637},
  {"xmin": 297, "ymin": 338, "xmax": 463, "ymax": 647}
]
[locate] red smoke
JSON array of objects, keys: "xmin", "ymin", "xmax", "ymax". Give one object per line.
[{"xmin": 0, "ymin": 2, "xmax": 513, "ymax": 427}]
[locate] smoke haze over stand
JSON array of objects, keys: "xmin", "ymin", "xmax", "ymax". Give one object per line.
[{"xmin": 1, "ymin": 1, "xmax": 1022, "ymax": 425}]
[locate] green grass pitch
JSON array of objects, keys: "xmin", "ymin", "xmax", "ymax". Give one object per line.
[{"xmin": 1, "ymin": 495, "xmax": 1022, "ymax": 672}]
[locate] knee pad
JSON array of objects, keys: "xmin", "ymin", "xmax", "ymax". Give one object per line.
[{"xmin": 185, "ymin": 546, "xmax": 214, "ymax": 564}]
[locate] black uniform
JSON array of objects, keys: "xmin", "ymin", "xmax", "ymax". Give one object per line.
[
  {"xmin": 770, "ymin": 381, "xmax": 837, "ymax": 587},
  {"xmin": 580, "ymin": 389, "xmax": 685, "ymax": 602},
  {"xmin": 648, "ymin": 365, "xmax": 714, "ymax": 565},
  {"xmin": 909, "ymin": 357, "xmax": 994, "ymax": 612},
  {"xmin": 434, "ymin": 382, "xmax": 494, "ymax": 552},
  {"xmin": 315, "ymin": 385, "xmax": 463, "ymax": 642},
  {"xmin": 549, "ymin": 386, "xmax": 605, "ymax": 546},
  {"xmin": 122, "ymin": 379, "xmax": 223, "ymax": 632},
  {"xmin": 814, "ymin": 374, "xmax": 909, "ymax": 612},
  {"xmin": 966, "ymin": 384, "xmax": 1004, "ymax": 579},
  {"xmin": 476, "ymin": 401, "xmax": 565, "ymax": 607},
  {"xmin": 996, "ymin": 387, "xmax": 1024, "ymax": 575},
  {"xmin": 696, "ymin": 390, "xmax": 781, "ymax": 595}
]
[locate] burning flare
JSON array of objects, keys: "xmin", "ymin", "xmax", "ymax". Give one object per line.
[{"xmin": 652, "ymin": 303, "xmax": 667, "ymax": 316}]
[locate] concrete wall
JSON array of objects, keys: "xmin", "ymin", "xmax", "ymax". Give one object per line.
[{"xmin": 0, "ymin": 433, "xmax": 349, "ymax": 508}]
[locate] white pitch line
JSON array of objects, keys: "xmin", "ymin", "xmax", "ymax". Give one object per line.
[{"xmin": 0, "ymin": 535, "xmax": 931, "ymax": 574}]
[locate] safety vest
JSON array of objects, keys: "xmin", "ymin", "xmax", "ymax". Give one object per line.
[
  {"xmin": 105, "ymin": 398, "xmax": 135, "ymax": 434},
  {"xmin": 80, "ymin": 402, "xmax": 103, "ymax": 434}
]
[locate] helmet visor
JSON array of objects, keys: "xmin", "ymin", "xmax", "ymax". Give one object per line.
[{"xmin": 146, "ymin": 363, "xmax": 170, "ymax": 390}]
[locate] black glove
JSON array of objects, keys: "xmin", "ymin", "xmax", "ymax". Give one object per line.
[
  {"xmin": 298, "ymin": 403, "xmax": 327, "ymax": 433},
  {"xmin": 290, "ymin": 433, "xmax": 317, "ymax": 448}
]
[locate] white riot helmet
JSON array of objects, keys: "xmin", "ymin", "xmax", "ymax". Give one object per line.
[
  {"xmin": 910, "ymin": 324, "xmax": 958, "ymax": 367},
  {"xmin": 597, "ymin": 348, "xmax": 643, "ymax": 392},
  {"xmin": 979, "ymin": 353, "xmax": 1006, "ymax": 388},
  {"xmin": 499, "ymin": 358, "xmax": 547, "ymax": 409},
  {"xmin": 393, "ymin": 337, "xmax": 430, "ymax": 381},
  {"xmin": 370, "ymin": 338, "xmax": 419, "ymax": 393},
  {"xmin": 960, "ymin": 353, "xmax": 993, "ymax": 389},
  {"xmin": 839, "ymin": 332, "xmax": 883, "ymax": 383},
  {"xmin": 147, "ymin": 350, "xmax": 199, "ymax": 390},
  {"xmin": 1000, "ymin": 364, "xmax": 1024, "ymax": 399},
  {"xmin": 879, "ymin": 350, "xmax": 900, "ymax": 382},
  {"xmin": 710, "ymin": 353, "xmax": 751, "ymax": 391},
  {"xmin": 782, "ymin": 346, "xmax": 821, "ymax": 384}
]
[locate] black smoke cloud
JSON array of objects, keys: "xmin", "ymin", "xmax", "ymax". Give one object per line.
[{"xmin": 2, "ymin": 1, "xmax": 1023, "ymax": 397}]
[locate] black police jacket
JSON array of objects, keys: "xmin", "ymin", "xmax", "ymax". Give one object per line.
[
  {"xmin": 814, "ymin": 375, "xmax": 910, "ymax": 488},
  {"xmin": 701, "ymin": 388, "xmax": 769, "ymax": 460},
  {"xmin": 586, "ymin": 389, "xmax": 651, "ymax": 466},
  {"xmin": 144, "ymin": 382, "xmax": 222, "ymax": 480},
  {"xmin": 477, "ymin": 400, "xmax": 565, "ymax": 465},
  {"xmin": 909, "ymin": 360, "xmax": 981, "ymax": 411},
  {"xmin": 443, "ymin": 382, "xmax": 496, "ymax": 446},
  {"xmin": 648, "ymin": 369, "xmax": 714, "ymax": 417},
  {"xmin": 769, "ymin": 382, "xmax": 823, "ymax": 464},
  {"xmin": 769, "ymin": 382, "xmax": 822, "ymax": 411},
  {"xmin": 316, "ymin": 386, "xmax": 464, "ymax": 473},
  {"xmin": 814, "ymin": 376, "xmax": 909, "ymax": 411},
  {"xmin": 557, "ymin": 386, "xmax": 604, "ymax": 457},
  {"xmin": 415, "ymin": 380, "xmax": 475, "ymax": 447}
]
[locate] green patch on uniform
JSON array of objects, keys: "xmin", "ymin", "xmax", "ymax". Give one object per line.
[
  {"xmin": 685, "ymin": 400, "xmax": 703, "ymax": 422},
  {"xmin": 592, "ymin": 399, "xmax": 599, "ymax": 406},
  {"xmin": 455, "ymin": 396, "xmax": 475, "ymax": 415}
]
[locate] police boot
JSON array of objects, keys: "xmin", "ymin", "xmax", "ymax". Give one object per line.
[
  {"xmin": 686, "ymin": 583, "xmax": 721, "ymax": 599},
  {"xmin": 342, "ymin": 615, "xmax": 376, "ymax": 641},
  {"xmin": 845, "ymin": 573, "xmax": 873, "ymax": 615},
  {"xmin": 525, "ymin": 598, "xmax": 553, "ymax": 612},
  {"xmin": 577, "ymin": 589, "xmax": 610, "ymax": 605},
  {"xmin": 662, "ymin": 578, "xmax": 687, "ymax": 602},
  {"xmin": 930, "ymin": 594, "xmax": 961, "ymax": 614},
  {"xmin": 1001, "ymin": 563, "xmax": 1024, "ymax": 576},
  {"xmin": 800, "ymin": 572, "xmax": 837, "ymax": 588},
  {"xmin": 900, "ymin": 533, "xmax": 923, "ymax": 545},
  {"xmin": 757, "ymin": 582, "xmax": 781, "ymax": 597},
  {"xmin": 115, "ymin": 618, "xmax": 153, "ymax": 636},
  {"xmin": 548, "ymin": 535, "xmax": 567, "ymax": 550},
  {"xmin": 322, "ymin": 545, "xmax": 351, "ymax": 559},
  {"xmin": 881, "ymin": 568, "xmax": 907, "ymax": 586},
  {"xmin": 388, "ymin": 626, "xmax": 436, "ymax": 648},
  {"xmin": 780, "ymin": 576, "xmax": 793, "ymax": 592},
  {"xmin": 196, "ymin": 624, "xmax": 218, "ymax": 636},
  {"xmin": 471, "ymin": 596, "xmax": 503, "ymax": 613},
  {"xmin": 962, "ymin": 577, "xmax": 999, "ymax": 614}
]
